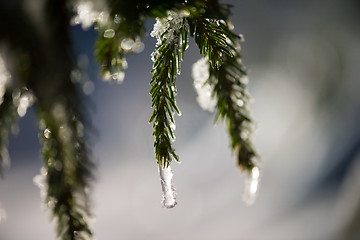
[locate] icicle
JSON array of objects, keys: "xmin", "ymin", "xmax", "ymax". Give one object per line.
[
  {"xmin": 242, "ymin": 166, "xmax": 260, "ymax": 205},
  {"xmin": 158, "ymin": 165, "xmax": 177, "ymax": 208}
]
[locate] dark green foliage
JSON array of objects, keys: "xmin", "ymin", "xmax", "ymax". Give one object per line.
[
  {"xmin": 190, "ymin": 12, "xmax": 257, "ymax": 172},
  {"xmin": 95, "ymin": 0, "xmax": 257, "ymax": 172},
  {"xmin": 149, "ymin": 15, "xmax": 189, "ymax": 168},
  {"xmin": 0, "ymin": 0, "xmax": 94, "ymax": 239},
  {"xmin": 0, "ymin": 0, "xmax": 258, "ymax": 239}
]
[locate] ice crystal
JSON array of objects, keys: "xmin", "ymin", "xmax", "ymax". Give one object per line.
[
  {"xmin": 150, "ymin": 10, "xmax": 188, "ymax": 62},
  {"xmin": 192, "ymin": 57, "xmax": 217, "ymax": 112},
  {"xmin": 158, "ymin": 165, "xmax": 177, "ymax": 208}
]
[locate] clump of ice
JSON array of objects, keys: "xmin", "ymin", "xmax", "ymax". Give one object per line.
[
  {"xmin": 150, "ymin": 10, "xmax": 189, "ymax": 62},
  {"xmin": 158, "ymin": 165, "xmax": 177, "ymax": 208},
  {"xmin": 192, "ymin": 57, "xmax": 217, "ymax": 112}
]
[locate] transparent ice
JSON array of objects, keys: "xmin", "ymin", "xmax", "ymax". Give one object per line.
[
  {"xmin": 158, "ymin": 165, "xmax": 177, "ymax": 208},
  {"xmin": 242, "ymin": 166, "xmax": 260, "ymax": 205}
]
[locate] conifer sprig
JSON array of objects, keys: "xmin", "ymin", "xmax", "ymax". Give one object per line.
[
  {"xmin": 38, "ymin": 105, "xmax": 93, "ymax": 240},
  {"xmin": 149, "ymin": 12, "xmax": 189, "ymax": 168},
  {"xmin": 190, "ymin": 14, "xmax": 257, "ymax": 172}
]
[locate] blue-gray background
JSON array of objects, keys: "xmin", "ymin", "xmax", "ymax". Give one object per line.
[{"xmin": 1, "ymin": 0, "xmax": 360, "ymax": 239}]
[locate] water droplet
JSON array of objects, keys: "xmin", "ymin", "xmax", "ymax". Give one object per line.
[
  {"xmin": 114, "ymin": 14, "xmax": 121, "ymax": 24},
  {"xmin": 47, "ymin": 199, "xmax": 56, "ymax": 209},
  {"xmin": 158, "ymin": 165, "xmax": 177, "ymax": 208},
  {"xmin": 54, "ymin": 161, "xmax": 63, "ymax": 171},
  {"xmin": 103, "ymin": 29, "xmax": 115, "ymax": 38},
  {"xmin": 238, "ymin": 34, "xmax": 245, "ymax": 42},
  {"xmin": 82, "ymin": 81, "xmax": 94, "ymax": 95},
  {"xmin": 132, "ymin": 41, "xmax": 145, "ymax": 53},
  {"xmin": 237, "ymin": 99, "xmax": 244, "ymax": 107},
  {"xmin": 102, "ymin": 71, "xmax": 112, "ymax": 81},
  {"xmin": 111, "ymin": 71, "xmax": 125, "ymax": 83},
  {"xmin": 44, "ymin": 128, "xmax": 51, "ymax": 139},
  {"xmin": 121, "ymin": 38, "xmax": 134, "ymax": 51},
  {"xmin": 227, "ymin": 20, "xmax": 234, "ymax": 30},
  {"xmin": 243, "ymin": 166, "xmax": 260, "ymax": 205}
]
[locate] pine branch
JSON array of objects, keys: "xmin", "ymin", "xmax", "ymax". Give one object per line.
[
  {"xmin": 38, "ymin": 105, "xmax": 93, "ymax": 240},
  {"xmin": 94, "ymin": 11, "xmax": 145, "ymax": 82},
  {"xmin": 190, "ymin": 11, "xmax": 257, "ymax": 172},
  {"xmin": 33, "ymin": 0, "xmax": 94, "ymax": 238},
  {"xmin": 149, "ymin": 11, "xmax": 189, "ymax": 168}
]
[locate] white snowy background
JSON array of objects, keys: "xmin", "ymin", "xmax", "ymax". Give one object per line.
[{"xmin": 1, "ymin": 0, "xmax": 360, "ymax": 239}]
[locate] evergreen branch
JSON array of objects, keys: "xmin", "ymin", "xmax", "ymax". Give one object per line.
[
  {"xmin": 211, "ymin": 55, "xmax": 257, "ymax": 172},
  {"xmin": 149, "ymin": 12, "xmax": 189, "ymax": 168},
  {"xmin": 191, "ymin": 11, "xmax": 257, "ymax": 172},
  {"xmin": 191, "ymin": 17, "xmax": 237, "ymax": 68},
  {"xmin": 38, "ymin": 103, "xmax": 93, "ymax": 240},
  {"xmin": 27, "ymin": 1, "xmax": 94, "ymax": 239},
  {"xmin": 0, "ymin": 91, "xmax": 17, "ymax": 177}
]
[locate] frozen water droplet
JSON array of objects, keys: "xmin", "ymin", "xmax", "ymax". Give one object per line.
[
  {"xmin": 54, "ymin": 161, "xmax": 63, "ymax": 171},
  {"xmin": 132, "ymin": 41, "xmax": 145, "ymax": 53},
  {"xmin": 243, "ymin": 166, "xmax": 260, "ymax": 205},
  {"xmin": 47, "ymin": 199, "xmax": 56, "ymax": 209},
  {"xmin": 104, "ymin": 29, "xmax": 115, "ymax": 38},
  {"xmin": 111, "ymin": 71, "xmax": 125, "ymax": 83},
  {"xmin": 238, "ymin": 34, "xmax": 245, "ymax": 42},
  {"xmin": 82, "ymin": 81, "xmax": 94, "ymax": 95},
  {"xmin": 121, "ymin": 38, "xmax": 135, "ymax": 51},
  {"xmin": 158, "ymin": 165, "xmax": 177, "ymax": 208},
  {"xmin": 237, "ymin": 99, "xmax": 244, "ymax": 107},
  {"xmin": 44, "ymin": 128, "xmax": 51, "ymax": 139},
  {"xmin": 114, "ymin": 14, "xmax": 121, "ymax": 23},
  {"xmin": 227, "ymin": 20, "xmax": 234, "ymax": 30}
]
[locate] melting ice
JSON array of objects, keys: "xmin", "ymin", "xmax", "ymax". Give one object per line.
[
  {"xmin": 158, "ymin": 165, "xmax": 177, "ymax": 208},
  {"xmin": 243, "ymin": 166, "xmax": 260, "ymax": 205}
]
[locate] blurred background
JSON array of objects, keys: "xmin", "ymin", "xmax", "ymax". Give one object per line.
[{"xmin": 1, "ymin": 0, "xmax": 360, "ymax": 239}]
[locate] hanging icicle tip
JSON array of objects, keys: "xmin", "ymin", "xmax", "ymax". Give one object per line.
[
  {"xmin": 242, "ymin": 166, "xmax": 260, "ymax": 205},
  {"xmin": 158, "ymin": 165, "xmax": 177, "ymax": 208}
]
